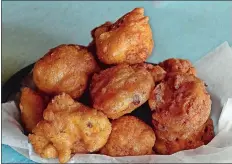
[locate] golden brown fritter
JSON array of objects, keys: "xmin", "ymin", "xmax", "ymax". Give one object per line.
[
  {"xmin": 100, "ymin": 116, "xmax": 155, "ymax": 156},
  {"xmin": 92, "ymin": 8, "xmax": 154, "ymax": 65},
  {"xmin": 33, "ymin": 44, "xmax": 99, "ymax": 99},
  {"xmin": 133, "ymin": 63, "xmax": 166, "ymax": 83},
  {"xmin": 149, "ymin": 73, "xmax": 211, "ymax": 140},
  {"xmin": 154, "ymin": 118, "xmax": 214, "ymax": 155},
  {"xmin": 159, "ymin": 58, "xmax": 196, "ymax": 75},
  {"xmin": 90, "ymin": 64, "xmax": 154, "ymax": 119},
  {"xmin": 19, "ymin": 87, "xmax": 46, "ymax": 134},
  {"xmin": 29, "ymin": 93, "xmax": 111, "ymax": 163}
]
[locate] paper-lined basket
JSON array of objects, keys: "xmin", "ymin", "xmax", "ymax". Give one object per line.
[{"xmin": 2, "ymin": 42, "xmax": 232, "ymax": 163}]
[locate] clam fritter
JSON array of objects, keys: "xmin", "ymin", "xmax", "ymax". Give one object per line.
[
  {"xmin": 159, "ymin": 58, "xmax": 196, "ymax": 75},
  {"xmin": 92, "ymin": 8, "xmax": 154, "ymax": 64},
  {"xmin": 33, "ymin": 44, "xmax": 99, "ymax": 99},
  {"xmin": 29, "ymin": 93, "xmax": 111, "ymax": 163},
  {"xmin": 149, "ymin": 73, "xmax": 211, "ymax": 140},
  {"xmin": 19, "ymin": 87, "xmax": 46, "ymax": 134},
  {"xmin": 90, "ymin": 64, "xmax": 154, "ymax": 119},
  {"xmin": 154, "ymin": 118, "xmax": 214, "ymax": 155},
  {"xmin": 100, "ymin": 116, "xmax": 155, "ymax": 156}
]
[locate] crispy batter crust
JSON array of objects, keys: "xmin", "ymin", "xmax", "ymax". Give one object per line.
[
  {"xmin": 33, "ymin": 44, "xmax": 99, "ymax": 99},
  {"xmin": 29, "ymin": 93, "xmax": 111, "ymax": 163},
  {"xmin": 133, "ymin": 63, "xmax": 166, "ymax": 83},
  {"xmin": 149, "ymin": 73, "xmax": 211, "ymax": 140},
  {"xmin": 159, "ymin": 58, "xmax": 196, "ymax": 75},
  {"xmin": 19, "ymin": 87, "xmax": 46, "ymax": 133},
  {"xmin": 90, "ymin": 64, "xmax": 154, "ymax": 119},
  {"xmin": 154, "ymin": 118, "xmax": 214, "ymax": 154},
  {"xmin": 92, "ymin": 8, "xmax": 154, "ymax": 64},
  {"xmin": 100, "ymin": 116, "xmax": 155, "ymax": 156}
]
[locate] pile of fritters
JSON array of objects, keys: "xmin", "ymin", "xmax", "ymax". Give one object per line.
[{"xmin": 18, "ymin": 8, "xmax": 214, "ymax": 163}]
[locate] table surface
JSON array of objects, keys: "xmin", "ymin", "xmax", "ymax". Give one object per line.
[{"xmin": 2, "ymin": 1, "xmax": 232, "ymax": 163}]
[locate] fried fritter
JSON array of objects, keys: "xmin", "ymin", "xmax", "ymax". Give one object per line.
[
  {"xmin": 159, "ymin": 58, "xmax": 196, "ymax": 75},
  {"xmin": 33, "ymin": 44, "xmax": 99, "ymax": 99},
  {"xmin": 133, "ymin": 63, "xmax": 166, "ymax": 83},
  {"xmin": 19, "ymin": 87, "xmax": 46, "ymax": 134},
  {"xmin": 154, "ymin": 118, "xmax": 215, "ymax": 155},
  {"xmin": 100, "ymin": 116, "xmax": 155, "ymax": 156},
  {"xmin": 92, "ymin": 8, "xmax": 154, "ymax": 65},
  {"xmin": 149, "ymin": 73, "xmax": 211, "ymax": 140},
  {"xmin": 29, "ymin": 93, "xmax": 111, "ymax": 163},
  {"xmin": 90, "ymin": 64, "xmax": 154, "ymax": 119}
]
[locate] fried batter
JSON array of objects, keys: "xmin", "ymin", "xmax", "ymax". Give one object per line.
[
  {"xmin": 154, "ymin": 118, "xmax": 214, "ymax": 155},
  {"xmin": 100, "ymin": 116, "xmax": 155, "ymax": 156},
  {"xmin": 149, "ymin": 73, "xmax": 211, "ymax": 140},
  {"xmin": 90, "ymin": 64, "xmax": 154, "ymax": 119},
  {"xmin": 133, "ymin": 63, "xmax": 166, "ymax": 83},
  {"xmin": 33, "ymin": 44, "xmax": 99, "ymax": 99},
  {"xmin": 29, "ymin": 93, "xmax": 111, "ymax": 163},
  {"xmin": 19, "ymin": 87, "xmax": 46, "ymax": 134},
  {"xmin": 92, "ymin": 8, "xmax": 154, "ymax": 64},
  {"xmin": 159, "ymin": 58, "xmax": 196, "ymax": 75}
]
